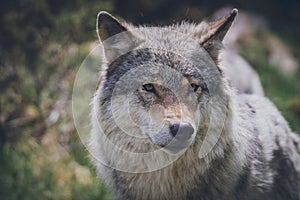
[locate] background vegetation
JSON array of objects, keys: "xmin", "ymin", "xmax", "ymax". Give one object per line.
[{"xmin": 0, "ymin": 0, "xmax": 299, "ymax": 199}]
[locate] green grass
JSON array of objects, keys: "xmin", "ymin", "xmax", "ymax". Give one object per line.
[
  {"xmin": 0, "ymin": 140, "xmax": 113, "ymax": 200},
  {"xmin": 258, "ymin": 65, "xmax": 300, "ymax": 133}
]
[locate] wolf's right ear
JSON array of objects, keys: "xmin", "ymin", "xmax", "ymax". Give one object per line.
[
  {"xmin": 199, "ymin": 9, "xmax": 238, "ymax": 62},
  {"xmin": 96, "ymin": 11, "xmax": 140, "ymax": 62}
]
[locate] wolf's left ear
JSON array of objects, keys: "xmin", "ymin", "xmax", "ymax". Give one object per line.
[
  {"xmin": 97, "ymin": 11, "xmax": 140, "ymax": 62},
  {"xmin": 200, "ymin": 9, "xmax": 238, "ymax": 62}
]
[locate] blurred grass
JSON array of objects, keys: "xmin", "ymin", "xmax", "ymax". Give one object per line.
[
  {"xmin": 0, "ymin": 140, "xmax": 113, "ymax": 200},
  {"xmin": 257, "ymin": 64, "xmax": 300, "ymax": 133},
  {"xmin": 240, "ymin": 35, "xmax": 300, "ymax": 133}
]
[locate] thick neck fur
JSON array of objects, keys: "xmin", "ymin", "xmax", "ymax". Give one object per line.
[{"xmin": 91, "ymin": 79, "xmax": 252, "ymax": 200}]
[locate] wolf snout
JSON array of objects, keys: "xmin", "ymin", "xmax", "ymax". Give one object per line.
[
  {"xmin": 169, "ymin": 122, "xmax": 194, "ymax": 139},
  {"xmin": 149, "ymin": 122, "xmax": 195, "ymax": 149}
]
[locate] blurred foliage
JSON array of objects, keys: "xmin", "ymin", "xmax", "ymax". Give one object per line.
[
  {"xmin": 239, "ymin": 35, "xmax": 300, "ymax": 133},
  {"xmin": 0, "ymin": 0, "xmax": 112, "ymax": 143},
  {"xmin": 0, "ymin": 141, "xmax": 113, "ymax": 200},
  {"xmin": 0, "ymin": 0, "xmax": 112, "ymax": 66},
  {"xmin": 0, "ymin": 0, "xmax": 299, "ymax": 199},
  {"xmin": 0, "ymin": 0, "xmax": 113, "ymax": 199}
]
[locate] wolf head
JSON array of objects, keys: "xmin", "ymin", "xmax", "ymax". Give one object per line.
[{"xmin": 92, "ymin": 10, "xmax": 237, "ymax": 160}]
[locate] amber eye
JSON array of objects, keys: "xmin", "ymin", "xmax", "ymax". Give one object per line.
[
  {"xmin": 190, "ymin": 83, "xmax": 200, "ymax": 92},
  {"xmin": 143, "ymin": 83, "xmax": 155, "ymax": 93}
]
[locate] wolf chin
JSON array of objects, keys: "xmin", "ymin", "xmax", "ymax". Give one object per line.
[{"xmin": 89, "ymin": 9, "xmax": 300, "ymax": 200}]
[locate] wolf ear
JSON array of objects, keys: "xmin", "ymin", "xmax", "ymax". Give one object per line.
[
  {"xmin": 97, "ymin": 11, "xmax": 140, "ymax": 62},
  {"xmin": 200, "ymin": 9, "xmax": 238, "ymax": 62}
]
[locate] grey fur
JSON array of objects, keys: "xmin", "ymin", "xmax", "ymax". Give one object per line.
[
  {"xmin": 219, "ymin": 49, "xmax": 264, "ymax": 95},
  {"xmin": 90, "ymin": 10, "xmax": 300, "ymax": 200}
]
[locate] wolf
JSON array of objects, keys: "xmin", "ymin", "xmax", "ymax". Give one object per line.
[{"xmin": 89, "ymin": 9, "xmax": 300, "ymax": 200}]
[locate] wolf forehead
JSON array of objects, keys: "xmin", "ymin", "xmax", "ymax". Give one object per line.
[
  {"xmin": 101, "ymin": 24, "xmax": 217, "ymax": 73},
  {"xmin": 130, "ymin": 25, "xmax": 209, "ymax": 53}
]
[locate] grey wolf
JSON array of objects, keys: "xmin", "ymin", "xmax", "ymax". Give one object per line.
[{"xmin": 89, "ymin": 9, "xmax": 300, "ymax": 200}]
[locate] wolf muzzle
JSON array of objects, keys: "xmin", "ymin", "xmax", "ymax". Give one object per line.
[
  {"xmin": 169, "ymin": 122, "xmax": 194, "ymax": 140},
  {"xmin": 150, "ymin": 122, "xmax": 195, "ymax": 153}
]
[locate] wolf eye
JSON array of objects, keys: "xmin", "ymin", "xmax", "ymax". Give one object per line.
[
  {"xmin": 143, "ymin": 83, "xmax": 155, "ymax": 93},
  {"xmin": 190, "ymin": 83, "xmax": 200, "ymax": 92}
]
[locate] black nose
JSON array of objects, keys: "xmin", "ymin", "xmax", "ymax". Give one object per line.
[{"xmin": 169, "ymin": 122, "xmax": 194, "ymax": 138}]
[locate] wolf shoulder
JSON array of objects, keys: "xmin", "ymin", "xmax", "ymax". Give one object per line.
[
  {"xmin": 236, "ymin": 93, "xmax": 300, "ymax": 145},
  {"xmin": 236, "ymin": 93, "xmax": 300, "ymax": 168},
  {"xmin": 235, "ymin": 94, "xmax": 300, "ymax": 198}
]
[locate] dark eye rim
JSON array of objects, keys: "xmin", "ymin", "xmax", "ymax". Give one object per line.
[
  {"xmin": 190, "ymin": 83, "xmax": 200, "ymax": 92},
  {"xmin": 142, "ymin": 83, "xmax": 156, "ymax": 93}
]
